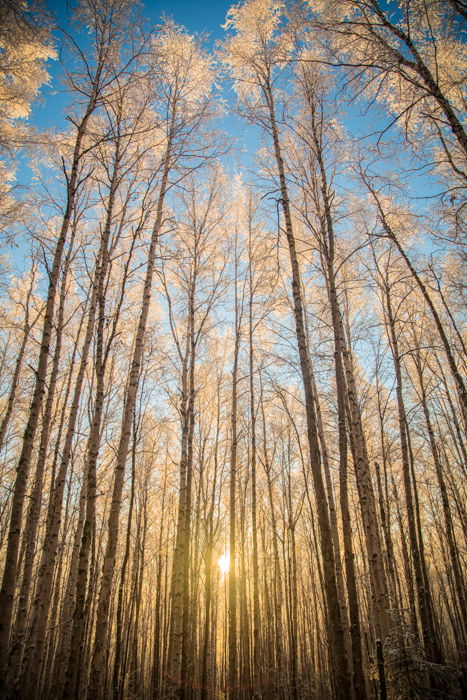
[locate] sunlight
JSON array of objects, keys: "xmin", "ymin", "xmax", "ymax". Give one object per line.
[
  {"xmin": 2, "ymin": 1, "xmax": 462, "ymax": 696},
  {"xmin": 218, "ymin": 553, "xmax": 230, "ymax": 575}
]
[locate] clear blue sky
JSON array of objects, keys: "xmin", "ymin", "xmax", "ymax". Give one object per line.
[
  {"xmin": 29, "ymin": 0, "xmax": 258, "ymax": 179},
  {"xmin": 37, "ymin": 0, "xmax": 236, "ymax": 122},
  {"xmin": 45, "ymin": 0, "xmax": 234, "ymax": 41},
  {"xmin": 27, "ymin": 0, "xmax": 437, "ymax": 214}
]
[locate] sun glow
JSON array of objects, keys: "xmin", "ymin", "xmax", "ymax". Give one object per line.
[{"xmin": 218, "ymin": 553, "xmax": 230, "ymax": 575}]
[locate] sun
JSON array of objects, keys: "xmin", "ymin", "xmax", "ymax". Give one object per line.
[{"xmin": 218, "ymin": 553, "xmax": 230, "ymax": 575}]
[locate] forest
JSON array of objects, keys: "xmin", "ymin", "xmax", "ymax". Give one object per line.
[{"xmin": 0, "ymin": 0, "xmax": 465, "ymax": 698}]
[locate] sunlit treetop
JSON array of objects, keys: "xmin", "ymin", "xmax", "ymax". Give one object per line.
[
  {"xmin": 224, "ymin": 0, "xmax": 284, "ymax": 49},
  {"xmin": 151, "ymin": 21, "xmax": 215, "ymax": 102},
  {"xmin": 0, "ymin": 1, "xmax": 56, "ymax": 154},
  {"xmin": 72, "ymin": 0, "xmax": 138, "ymax": 36},
  {"xmin": 305, "ymin": 0, "xmax": 466, "ymax": 166},
  {"xmin": 222, "ymin": 0, "xmax": 293, "ymax": 101}
]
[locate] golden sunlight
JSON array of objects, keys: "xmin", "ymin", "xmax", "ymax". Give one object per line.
[
  {"xmin": 217, "ymin": 553, "xmax": 230, "ymax": 575},
  {"xmin": 2, "ymin": 2, "xmax": 464, "ymax": 697}
]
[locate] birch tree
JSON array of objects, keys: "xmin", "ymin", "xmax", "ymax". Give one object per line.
[{"xmin": 223, "ymin": 3, "xmax": 351, "ymax": 696}]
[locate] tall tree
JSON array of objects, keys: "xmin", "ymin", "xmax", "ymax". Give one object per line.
[
  {"xmin": 0, "ymin": 0, "xmax": 137, "ymax": 676},
  {"xmin": 223, "ymin": 2, "xmax": 351, "ymax": 696}
]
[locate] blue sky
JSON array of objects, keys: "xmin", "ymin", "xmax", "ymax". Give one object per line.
[
  {"xmin": 23, "ymin": 0, "xmax": 440, "ymax": 234},
  {"xmin": 45, "ymin": 0, "xmax": 233, "ymax": 41},
  {"xmin": 35, "ymin": 0, "xmax": 236, "ymax": 122},
  {"xmin": 135, "ymin": 0, "xmax": 233, "ymax": 37},
  {"xmin": 27, "ymin": 0, "xmax": 260, "ymax": 182}
]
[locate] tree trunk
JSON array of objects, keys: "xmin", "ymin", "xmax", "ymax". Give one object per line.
[
  {"xmin": 263, "ymin": 76, "xmax": 351, "ymax": 698},
  {"xmin": 88, "ymin": 142, "xmax": 172, "ymax": 697}
]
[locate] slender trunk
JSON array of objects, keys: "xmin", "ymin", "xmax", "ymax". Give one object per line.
[
  {"xmin": 228, "ymin": 245, "xmax": 240, "ymax": 700},
  {"xmin": 326, "ymin": 268, "xmax": 366, "ymax": 697},
  {"xmin": 151, "ymin": 464, "xmax": 168, "ymax": 700},
  {"xmin": 64, "ymin": 184, "xmax": 137, "ymax": 700},
  {"xmin": 22, "ymin": 255, "xmax": 100, "ymax": 698},
  {"xmin": 0, "ymin": 94, "xmax": 98, "ymax": 674},
  {"xmin": 305, "ymin": 88, "xmax": 390, "ymax": 647},
  {"xmin": 52, "ymin": 465, "xmax": 87, "ymax": 697},
  {"xmin": 413, "ymin": 353, "xmax": 467, "ymax": 641},
  {"xmin": 0, "ymin": 269, "xmax": 37, "ymax": 455},
  {"xmin": 384, "ymin": 285, "xmax": 442, "ymax": 663},
  {"xmin": 6, "ymin": 246, "xmax": 74, "ymax": 693},
  {"xmin": 166, "ymin": 256, "xmax": 197, "ymax": 699},
  {"xmin": 247, "ymin": 216, "xmax": 261, "ymax": 698},
  {"xmin": 112, "ymin": 412, "xmax": 137, "ymax": 699},
  {"xmin": 88, "ymin": 142, "xmax": 172, "ymax": 697},
  {"xmin": 200, "ymin": 388, "xmax": 221, "ymax": 700},
  {"xmin": 391, "ymin": 473, "xmax": 418, "ymax": 636},
  {"xmin": 263, "ymin": 77, "xmax": 350, "ymax": 698},
  {"xmin": 371, "ymin": 195, "xmax": 467, "ymax": 433},
  {"xmin": 180, "ymin": 328, "xmax": 197, "ymax": 694}
]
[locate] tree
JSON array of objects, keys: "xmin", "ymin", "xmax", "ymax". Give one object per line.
[
  {"xmin": 308, "ymin": 0, "xmax": 467, "ymax": 179},
  {"xmin": 223, "ymin": 2, "xmax": 351, "ymax": 696},
  {"xmin": 0, "ymin": 0, "xmax": 138, "ymax": 678},
  {"xmin": 0, "ymin": 0, "xmax": 55, "ymax": 157},
  {"xmin": 88, "ymin": 21, "xmax": 220, "ymax": 697},
  {"xmin": 0, "ymin": 2, "xmax": 465, "ymax": 697}
]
